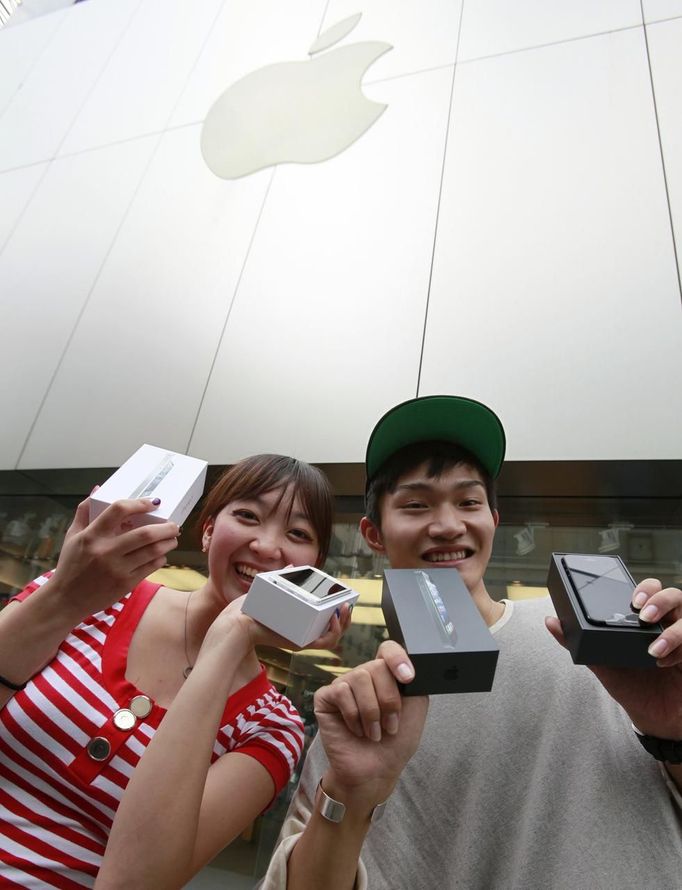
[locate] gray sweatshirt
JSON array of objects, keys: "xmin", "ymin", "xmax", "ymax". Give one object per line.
[{"xmin": 261, "ymin": 598, "xmax": 682, "ymax": 889}]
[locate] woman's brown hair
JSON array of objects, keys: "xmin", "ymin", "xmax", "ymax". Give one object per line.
[{"xmin": 196, "ymin": 454, "xmax": 334, "ymax": 565}]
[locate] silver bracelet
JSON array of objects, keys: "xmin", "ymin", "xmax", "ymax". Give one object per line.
[{"xmin": 315, "ymin": 778, "xmax": 388, "ymax": 825}]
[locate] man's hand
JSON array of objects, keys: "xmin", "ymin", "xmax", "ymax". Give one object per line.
[
  {"xmin": 284, "ymin": 643, "xmax": 428, "ymax": 890},
  {"xmin": 313, "ymin": 641, "xmax": 429, "ymax": 803},
  {"xmin": 546, "ymin": 578, "xmax": 682, "ymax": 739}
]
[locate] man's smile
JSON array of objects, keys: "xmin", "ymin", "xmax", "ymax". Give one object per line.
[{"xmin": 422, "ymin": 548, "xmax": 473, "ymax": 563}]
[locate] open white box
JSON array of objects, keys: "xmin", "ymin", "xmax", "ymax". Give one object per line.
[
  {"xmin": 89, "ymin": 444, "xmax": 208, "ymax": 528},
  {"xmin": 242, "ymin": 566, "xmax": 359, "ymax": 647}
]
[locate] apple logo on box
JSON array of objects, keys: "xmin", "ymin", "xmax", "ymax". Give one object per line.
[{"xmin": 201, "ymin": 13, "xmax": 392, "ymax": 180}]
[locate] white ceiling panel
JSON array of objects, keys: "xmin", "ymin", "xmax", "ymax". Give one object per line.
[
  {"xmin": 458, "ymin": 0, "xmax": 642, "ymax": 61},
  {"xmin": 0, "ymin": 162, "xmax": 46, "ymax": 251},
  {"xmin": 321, "ymin": 0, "xmax": 462, "ymax": 80},
  {"xmin": 190, "ymin": 66, "xmax": 453, "ymax": 464},
  {"xmin": 0, "ymin": 7, "xmax": 65, "ymax": 116},
  {"xmin": 0, "ymin": 0, "xmax": 141, "ymax": 171},
  {"xmin": 1, "ymin": 135, "xmax": 157, "ymax": 470},
  {"xmin": 642, "ymin": 0, "xmax": 682, "ymax": 22},
  {"xmin": 170, "ymin": 0, "xmax": 327, "ymax": 128},
  {"xmin": 647, "ymin": 18, "xmax": 682, "ymax": 291},
  {"xmin": 420, "ymin": 29, "xmax": 682, "ymax": 460},
  {"xmin": 20, "ymin": 125, "xmax": 273, "ymax": 468},
  {"xmin": 59, "ymin": 0, "xmax": 224, "ymax": 156}
]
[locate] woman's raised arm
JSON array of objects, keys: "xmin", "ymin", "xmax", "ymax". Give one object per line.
[{"xmin": 0, "ymin": 496, "xmax": 179, "ymax": 708}]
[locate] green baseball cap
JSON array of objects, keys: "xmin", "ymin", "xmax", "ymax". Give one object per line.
[{"xmin": 365, "ymin": 395, "xmax": 506, "ymax": 482}]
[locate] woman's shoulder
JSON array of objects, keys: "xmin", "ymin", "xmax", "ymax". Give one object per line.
[
  {"xmin": 215, "ymin": 667, "xmax": 305, "ymax": 792},
  {"xmin": 219, "ymin": 666, "xmax": 304, "ymax": 740}
]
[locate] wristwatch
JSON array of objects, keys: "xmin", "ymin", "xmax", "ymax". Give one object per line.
[
  {"xmin": 315, "ymin": 779, "xmax": 388, "ymax": 824},
  {"xmin": 633, "ymin": 725, "xmax": 682, "ymax": 764}
]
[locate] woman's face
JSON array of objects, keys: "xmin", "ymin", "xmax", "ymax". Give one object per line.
[{"xmin": 203, "ymin": 486, "xmax": 321, "ymax": 603}]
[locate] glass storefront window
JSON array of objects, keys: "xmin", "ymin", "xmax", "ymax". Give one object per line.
[
  {"xmin": 2, "ymin": 475, "xmax": 681, "ymax": 887},
  {"xmin": 0, "ymin": 494, "xmax": 76, "ymax": 604}
]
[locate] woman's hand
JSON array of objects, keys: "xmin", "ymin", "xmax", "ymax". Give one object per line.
[
  {"xmin": 309, "ymin": 602, "xmax": 353, "ymax": 650},
  {"xmin": 0, "ymin": 497, "xmax": 180, "ymax": 706},
  {"xmin": 245, "ymin": 600, "xmax": 352, "ymax": 651},
  {"xmin": 198, "ymin": 595, "xmax": 353, "ymax": 659},
  {"xmin": 49, "ymin": 496, "xmax": 180, "ymax": 618}
]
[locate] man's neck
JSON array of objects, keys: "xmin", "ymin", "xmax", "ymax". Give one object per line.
[{"xmin": 471, "ymin": 586, "xmax": 506, "ymax": 627}]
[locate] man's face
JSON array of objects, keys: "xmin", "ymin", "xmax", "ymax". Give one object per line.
[{"xmin": 361, "ymin": 461, "xmax": 499, "ymax": 599}]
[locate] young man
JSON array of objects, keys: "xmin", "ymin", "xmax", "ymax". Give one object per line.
[{"xmin": 262, "ymin": 395, "xmax": 682, "ymax": 889}]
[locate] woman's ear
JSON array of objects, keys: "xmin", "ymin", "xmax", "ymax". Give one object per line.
[
  {"xmin": 360, "ymin": 516, "xmax": 386, "ymax": 555},
  {"xmin": 202, "ymin": 519, "xmax": 214, "ymax": 553}
]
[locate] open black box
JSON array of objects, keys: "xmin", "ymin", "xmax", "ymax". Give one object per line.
[
  {"xmin": 547, "ymin": 552, "xmax": 662, "ymax": 669},
  {"xmin": 381, "ymin": 568, "xmax": 499, "ymax": 696}
]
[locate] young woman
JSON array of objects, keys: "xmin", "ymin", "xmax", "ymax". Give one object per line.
[{"xmin": 0, "ymin": 454, "xmax": 349, "ymax": 888}]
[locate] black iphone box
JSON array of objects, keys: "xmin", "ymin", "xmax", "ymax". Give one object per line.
[
  {"xmin": 547, "ymin": 553, "xmax": 662, "ymax": 668},
  {"xmin": 381, "ymin": 568, "xmax": 499, "ymax": 696}
]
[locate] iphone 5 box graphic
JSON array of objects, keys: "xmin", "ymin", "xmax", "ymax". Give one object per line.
[
  {"xmin": 547, "ymin": 553, "xmax": 662, "ymax": 668},
  {"xmin": 382, "ymin": 568, "xmax": 499, "ymax": 696},
  {"xmin": 242, "ymin": 566, "xmax": 360, "ymax": 648},
  {"xmin": 89, "ymin": 444, "xmax": 208, "ymax": 529}
]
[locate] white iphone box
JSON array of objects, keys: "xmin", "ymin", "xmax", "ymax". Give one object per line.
[
  {"xmin": 242, "ymin": 566, "xmax": 359, "ymax": 647},
  {"xmin": 89, "ymin": 444, "xmax": 208, "ymax": 528}
]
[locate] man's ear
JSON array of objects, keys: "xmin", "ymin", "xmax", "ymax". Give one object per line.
[
  {"xmin": 360, "ymin": 516, "xmax": 386, "ymax": 555},
  {"xmin": 492, "ymin": 509, "xmax": 500, "ymax": 529}
]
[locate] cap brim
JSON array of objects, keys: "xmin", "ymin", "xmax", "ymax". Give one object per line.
[{"xmin": 366, "ymin": 395, "xmax": 506, "ymax": 481}]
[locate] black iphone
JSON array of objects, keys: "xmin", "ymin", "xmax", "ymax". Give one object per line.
[{"xmin": 561, "ymin": 554, "xmax": 662, "ymax": 631}]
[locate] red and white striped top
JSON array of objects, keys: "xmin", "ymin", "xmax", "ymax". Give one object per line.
[{"xmin": 0, "ymin": 575, "xmax": 304, "ymax": 889}]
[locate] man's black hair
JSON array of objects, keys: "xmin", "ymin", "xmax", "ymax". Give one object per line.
[{"xmin": 365, "ymin": 440, "xmax": 498, "ymax": 527}]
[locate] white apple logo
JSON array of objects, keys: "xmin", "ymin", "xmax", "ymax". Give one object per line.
[{"xmin": 201, "ymin": 13, "xmax": 392, "ymax": 180}]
